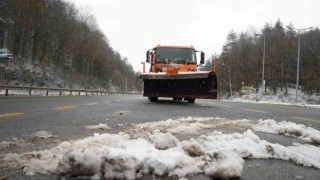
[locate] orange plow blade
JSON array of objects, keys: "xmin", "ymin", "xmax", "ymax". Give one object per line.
[{"xmin": 140, "ymin": 72, "xmax": 217, "ymax": 99}]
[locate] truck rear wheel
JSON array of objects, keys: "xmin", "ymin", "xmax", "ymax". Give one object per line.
[{"xmin": 187, "ymin": 98, "xmax": 195, "ymax": 103}]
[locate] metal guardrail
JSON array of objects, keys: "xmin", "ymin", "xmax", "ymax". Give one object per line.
[{"xmin": 0, "ymin": 85, "xmax": 140, "ymax": 96}]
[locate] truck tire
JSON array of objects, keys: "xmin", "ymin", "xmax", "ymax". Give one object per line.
[
  {"xmin": 187, "ymin": 98, "xmax": 195, "ymax": 103},
  {"xmin": 149, "ymin": 97, "xmax": 158, "ymax": 102}
]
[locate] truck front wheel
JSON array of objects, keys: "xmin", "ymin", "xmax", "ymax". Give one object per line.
[{"xmin": 149, "ymin": 97, "xmax": 158, "ymax": 102}]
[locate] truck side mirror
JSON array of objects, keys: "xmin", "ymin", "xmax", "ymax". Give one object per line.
[
  {"xmin": 200, "ymin": 52, "xmax": 205, "ymax": 64},
  {"xmin": 146, "ymin": 51, "xmax": 150, "ymax": 63}
]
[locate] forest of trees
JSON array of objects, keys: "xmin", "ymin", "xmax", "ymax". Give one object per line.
[
  {"xmin": 204, "ymin": 20, "xmax": 320, "ymax": 97},
  {"xmin": 0, "ymin": 0, "xmax": 142, "ymax": 92}
]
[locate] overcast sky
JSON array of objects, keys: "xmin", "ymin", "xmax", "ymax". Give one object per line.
[{"xmin": 67, "ymin": 0, "xmax": 319, "ymax": 72}]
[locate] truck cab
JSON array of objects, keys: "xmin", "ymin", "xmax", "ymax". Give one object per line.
[{"xmin": 146, "ymin": 45, "xmax": 205, "ymax": 74}]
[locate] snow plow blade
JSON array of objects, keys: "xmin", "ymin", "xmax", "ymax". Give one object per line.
[{"xmin": 140, "ymin": 72, "xmax": 217, "ymax": 99}]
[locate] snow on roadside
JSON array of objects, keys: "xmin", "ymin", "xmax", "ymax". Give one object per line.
[
  {"xmin": 1, "ymin": 117, "xmax": 320, "ymax": 179},
  {"xmin": 132, "ymin": 117, "xmax": 250, "ymax": 135},
  {"xmin": 33, "ymin": 131, "xmax": 57, "ymax": 139},
  {"xmin": 254, "ymin": 119, "xmax": 320, "ymax": 144},
  {"xmin": 84, "ymin": 123, "xmax": 111, "ymax": 130},
  {"xmin": 227, "ymin": 98, "xmax": 320, "ymax": 109},
  {"xmin": 0, "ymin": 138, "xmax": 24, "ymax": 148},
  {"xmin": 289, "ymin": 142, "xmax": 320, "ymax": 162},
  {"xmin": 225, "ymin": 88, "xmax": 320, "ymax": 108}
]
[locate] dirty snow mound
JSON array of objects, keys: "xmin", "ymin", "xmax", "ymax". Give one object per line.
[
  {"xmin": 2, "ymin": 117, "xmax": 320, "ymax": 179},
  {"xmin": 34, "ymin": 131, "xmax": 57, "ymax": 139},
  {"xmin": 84, "ymin": 124, "xmax": 111, "ymax": 130},
  {"xmin": 0, "ymin": 138, "xmax": 24, "ymax": 148},
  {"xmin": 254, "ymin": 119, "xmax": 320, "ymax": 144},
  {"xmin": 149, "ymin": 131, "xmax": 178, "ymax": 150}
]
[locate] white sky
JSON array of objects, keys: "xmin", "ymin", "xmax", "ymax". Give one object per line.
[{"xmin": 67, "ymin": 0, "xmax": 320, "ymax": 72}]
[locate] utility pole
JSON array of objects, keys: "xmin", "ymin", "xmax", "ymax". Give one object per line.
[
  {"xmin": 241, "ymin": 82, "xmax": 244, "ymax": 100},
  {"xmin": 221, "ymin": 62, "xmax": 232, "ymax": 99},
  {"xmin": 125, "ymin": 76, "xmax": 128, "ymax": 93},
  {"xmin": 289, "ymin": 27, "xmax": 312, "ymax": 103},
  {"xmin": 255, "ymin": 33, "xmax": 266, "ymax": 100},
  {"xmin": 0, "ymin": 66, "xmax": 2, "ymax": 85},
  {"xmin": 0, "ymin": 64, "xmax": 5, "ymax": 85},
  {"xmin": 228, "ymin": 67, "xmax": 232, "ymax": 99},
  {"xmin": 296, "ymin": 30, "xmax": 301, "ymax": 103}
]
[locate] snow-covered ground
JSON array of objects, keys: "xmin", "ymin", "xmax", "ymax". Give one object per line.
[
  {"xmin": 224, "ymin": 87, "xmax": 320, "ymax": 108},
  {"xmin": 1, "ymin": 117, "xmax": 320, "ymax": 179},
  {"xmin": 0, "ymin": 60, "xmax": 120, "ymax": 94}
]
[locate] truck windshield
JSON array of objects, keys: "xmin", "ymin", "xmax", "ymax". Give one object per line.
[{"xmin": 156, "ymin": 48, "xmax": 197, "ymax": 64}]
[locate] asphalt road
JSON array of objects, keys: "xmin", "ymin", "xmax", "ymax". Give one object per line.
[{"xmin": 0, "ymin": 95, "xmax": 319, "ymax": 179}]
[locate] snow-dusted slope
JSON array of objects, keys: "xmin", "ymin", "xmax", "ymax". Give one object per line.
[{"xmin": 224, "ymin": 87, "xmax": 320, "ymax": 108}]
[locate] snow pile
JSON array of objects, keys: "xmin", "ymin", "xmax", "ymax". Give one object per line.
[
  {"xmin": 34, "ymin": 131, "xmax": 57, "ymax": 139},
  {"xmin": 289, "ymin": 143, "xmax": 320, "ymax": 162},
  {"xmin": 0, "ymin": 138, "xmax": 24, "ymax": 148},
  {"xmin": 132, "ymin": 117, "xmax": 245, "ymax": 135},
  {"xmin": 1, "ymin": 118, "xmax": 320, "ymax": 179},
  {"xmin": 84, "ymin": 124, "xmax": 111, "ymax": 130},
  {"xmin": 228, "ymin": 87, "xmax": 320, "ymax": 108},
  {"xmin": 254, "ymin": 119, "xmax": 320, "ymax": 144},
  {"xmin": 149, "ymin": 131, "xmax": 178, "ymax": 150}
]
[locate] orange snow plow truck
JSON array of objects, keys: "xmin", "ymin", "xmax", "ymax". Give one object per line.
[{"xmin": 139, "ymin": 45, "xmax": 217, "ymax": 103}]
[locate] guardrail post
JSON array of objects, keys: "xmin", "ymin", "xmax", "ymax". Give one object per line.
[
  {"xmin": 86, "ymin": 91, "xmax": 87, "ymax": 96},
  {"xmin": 70, "ymin": 91, "xmax": 72, "ymax": 95},
  {"xmin": 29, "ymin": 90, "xmax": 32, "ymax": 96},
  {"xmin": 79, "ymin": 92, "xmax": 80, "ymax": 96},
  {"xmin": 46, "ymin": 91, "xmax": 49, "ymax": 96},
  {"xmin": 5, "ymin": 89, "xmax": 8, "ymax": 96}
]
